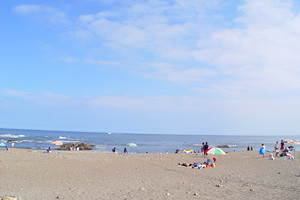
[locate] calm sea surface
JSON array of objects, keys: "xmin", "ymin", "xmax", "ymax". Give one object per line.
[{"xmin": 1, "ymin": 128, "xmax": 299, "ymax": 153}]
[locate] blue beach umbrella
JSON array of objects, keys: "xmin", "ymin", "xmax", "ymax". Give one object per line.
[
  {"xmin": 0, "ymin": 142, "xmax": 7, "ymax": 147},
  {"xmin": 0, "ymin": 142, "xmax": 8, "ymax": 150}
]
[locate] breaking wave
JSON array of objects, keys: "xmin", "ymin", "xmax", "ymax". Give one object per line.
[{"xmin": 0, "ymin": 134, "xmax": 26, "ymax": 138}]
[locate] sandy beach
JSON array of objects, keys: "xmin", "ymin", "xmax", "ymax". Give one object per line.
[{"xmin": 1, "ymin": 149, "xmax": 299, "ymax": 200}]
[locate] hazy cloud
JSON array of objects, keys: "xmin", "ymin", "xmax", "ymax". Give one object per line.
[{"xmin": 13, "ymin": 4, "xmax": 67, "ymax": 24}]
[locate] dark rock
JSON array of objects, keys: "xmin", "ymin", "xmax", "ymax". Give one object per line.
[
  {"xmin": 57, "ymin": 142, "xmax": 95, "ymax": 151},
  {"xmin": 216, "ymin": 145, "xmax": 231, "ymax": 148}
]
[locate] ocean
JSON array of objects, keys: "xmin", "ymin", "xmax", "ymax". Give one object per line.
[{"xmin": 0, "ymin": 128, "xmax": 299, "ymax": 153}]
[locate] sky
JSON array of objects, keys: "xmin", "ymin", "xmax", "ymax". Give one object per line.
[{"xmin": 1, "ymin": 0, "xmax": 300, "ymax": 135}]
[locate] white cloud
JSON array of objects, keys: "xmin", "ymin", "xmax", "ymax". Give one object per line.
[
  {"xmin": 4, "ymin": 89, "xmax": 79, "ymax": 107},
  {"xmin": 13, "ymin": 1, "xmax": 300, "ymax": 98},
  {"xmin": 13, "ymin": 4, "xmax": 67, "ymax": 24},
  {"xmin": 192, "ymin": 0, "xmax": 300, "ymax": 95},
  {"xmin": 79, "ymin": 15, "xmax": 94, "ymax": 23}
]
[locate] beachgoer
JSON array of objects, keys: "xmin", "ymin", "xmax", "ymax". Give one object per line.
[
  {"xmin": 178, "ymin": 163, "xmax": 189, "ymax": 167},
  {"xmin": 251, "ymin": 146, "xmax": 253, "ymax": 151},
  {"xmin": 247, "ymin": 146, "xmax": 250, "ymax": 151},
  {"xmin": 175, "ymin": 149, "xmax": 179, "ymax": 153},
  {"xmin": 124, "ymin": 148, "xmax": 127, "ymax": 154},
  {"xmin": 206, "ymin": 158, "xmax": 212, "ymax": 166},
  {"xmin": 269, "ymin": 153, "xmax": 275, "ymax": 160},
  {"xmin": 201, "ymin": 142, "xmax": 205, "ymax": 153},
  {"xmin": 213, "ymin": 157, "xmax": 216, "ymax": 163},
  {"xmin": 204, "ymin": 142, "xmax": 209, "ymax": 156},
  {"xmin": 112, "ymin": 147, "xmax": 116, "ymax": 153},
  {"xmin": 275, "ymin": 141, "xmax": 279, "ymax": 157},
  {"xmin": 11, "ymin": 143, "xmax": 14, "ymax": 148},
  {"xmin": 47, "ymin": 147, "xmax": 51, "ymax": 153},
  {"xmin": 280, "ymin": 140, "xmax": 284, "ymax": 151},
  {"xmin": 260, "ymin": 144, "xmax": 265, "ymax": 158}
]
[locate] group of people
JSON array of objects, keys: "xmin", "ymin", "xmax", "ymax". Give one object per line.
[
  {"xmin": 247, "ymin": 146, "xmax": 253, "ymax": 151},
  {"xmin": 202, "ymin": 142, "xmax": 209, "ymax": 156},
  {"xmin": 112, "ymin": 147, "xmax": 129, "ymax": 154},
  {"xmin": 178, "ymin": 157, "xmax": 217, "ymax": 169},
  {"xmin": 260, "ymin": 140, "xmax": 294, "ymax": 160},
  {"xmin": 275, "ymin": 140, "xmax": 294, "ymax": 159}
]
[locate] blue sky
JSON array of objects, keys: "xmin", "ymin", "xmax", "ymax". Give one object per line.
[{"xmin": 1, "ymin": 0, "xmax": 300, "ymax": 135}]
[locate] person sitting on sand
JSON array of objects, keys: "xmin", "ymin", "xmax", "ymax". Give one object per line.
[
  {"xmin": 269, "ymin": 153, "xmax": 275, "ymax": 160},
  {"xmin": 206, "ymin": 158, "xmax": 212, "ymax": 166},
  {"xmin": 112, "ymin": 147, "xmax": 116, "ymax": 153},
  {"xmin": 213, "ymin": 157, "xmax": 216, "ymax": 163},
  {"xmin": 47, "ymin": 147, "xmax": 52, "ymax": 153}
]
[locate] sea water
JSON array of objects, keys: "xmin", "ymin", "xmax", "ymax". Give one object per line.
[{"xmin": 0, "ymin": 128, "xmax": 299, "ymax": 153}]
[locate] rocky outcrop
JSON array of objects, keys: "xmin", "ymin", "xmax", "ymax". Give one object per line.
[{"xmin": 57, "ymin": 142, "xmax": 95, "ymax": 151}]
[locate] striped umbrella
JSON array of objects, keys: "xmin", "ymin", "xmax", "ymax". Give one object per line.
[
  {"xmin": 284, "ymin": 139, "xmax": 293, "ymax": 143},
  {"xmin": 204, "ymin": 147, "xmax": 226, "ymax": 155}
]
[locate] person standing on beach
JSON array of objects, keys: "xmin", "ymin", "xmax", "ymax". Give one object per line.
[
  {"xmin": 280, "ymin": 140, "xmax": 284, "ymax": 151},
  {"xmin": 201, "ymin": 142, "xmax": 205, "ymax": 153},
  {"xmin": 275, "ymin": 141, "xmax": 279, "ymax": 157},
  {"xmin": 260, "ymin": 144, "xmax": 266, "ymax": 158},
  {"xmin": 204, "ymin": 142, "xmax": 209, "ymax": 156}
]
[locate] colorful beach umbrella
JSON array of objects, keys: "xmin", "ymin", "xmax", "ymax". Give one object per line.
[
  {"xmin": 284, "ymin": 139, "xmax": 293, "ymax": 143},
  {"xmin": 51, "ymin": 141, "xmax": 63, "ymax": 145},
  {"xmin": 127, "ymin": 143, "xmax": 137, "ymax": 147},
  {"xmin": 204, "ymin": 147, "xmax": 226, "ymax": 155}
]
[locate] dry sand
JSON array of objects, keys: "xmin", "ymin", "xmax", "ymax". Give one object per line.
[{"xmin": 1, "ymin": 149, "xmax": 299, "ymax": 200}]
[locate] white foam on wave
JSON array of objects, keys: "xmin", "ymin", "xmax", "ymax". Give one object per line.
[{"xmin": 0, "ymin": 134, "xmax": 26, "ymax": 138}]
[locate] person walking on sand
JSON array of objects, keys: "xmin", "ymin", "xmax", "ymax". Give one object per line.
[{"xmin": 260, "ymin": 144, "xmax": 266, "ymax": 158}]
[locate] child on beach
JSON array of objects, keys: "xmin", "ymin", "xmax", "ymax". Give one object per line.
[
  {"xmin": 259, "ymin": 144, "xmax": 265, "ymax": 158},
  {"xmin": 269, "ymin": 153, "xmax": 275, "ymax": 160}
]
